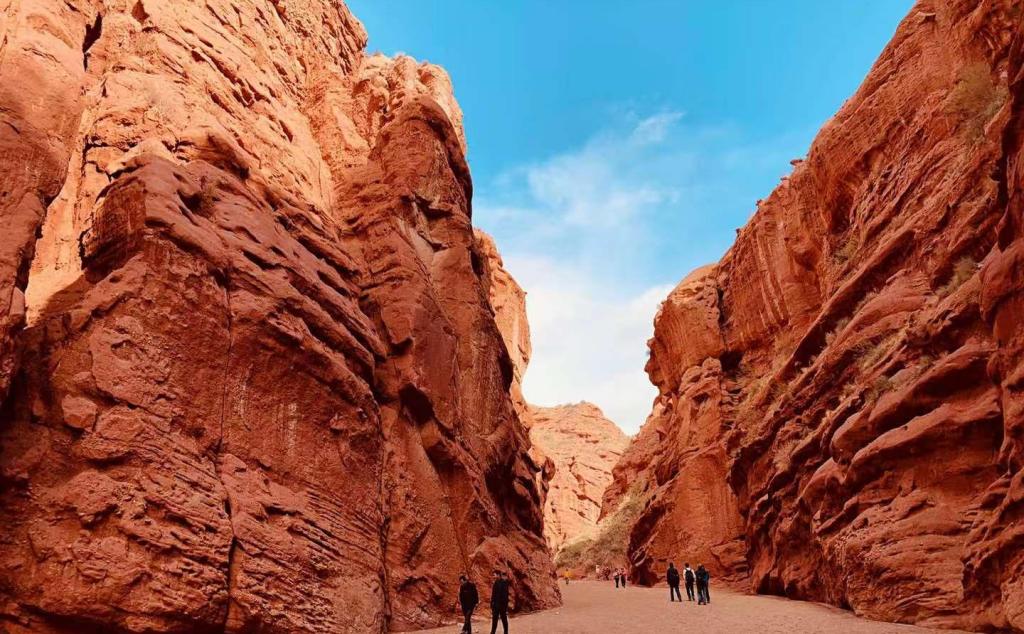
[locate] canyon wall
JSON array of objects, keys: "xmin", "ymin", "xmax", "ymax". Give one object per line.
[
  {"xmin": 0, "ymin": 2, "xmax": 558, "ymax": 633},
  {"xmin": 528, "ymin": 403, "xmax": 627, "ymax": 552},
  {"xmin": 610, "ymin": 0, "xmax": 1024, "ymax": 631},
  {"xmin": 475, "ymin": 230, "xmax": 531, "ymax": 415},
  {"xmin": 602, "ymin": 267, "xmax": 750, "ymax": 588},
  {"xmin": 474, "ymin": 235, "xmax": 629, "ymax": 558}
]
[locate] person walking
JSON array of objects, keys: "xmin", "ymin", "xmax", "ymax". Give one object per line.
[
  {"xmin": 620, "ymin": 568, "xmax": 627, "ymax": 588},
  {"xmin": 614, "ymin": 569, "xmax": 620, "ymax": 588},
  {"xmin": 490, "ymin": 570, "xmax": 510, "ymax": 634},
  {"xmin": 696, "ymin": 564, "xmax": 711, "ymax": 605},
  {"xmin": 666, "ymin": 563, "xmax": 682, "ymax": 602},
  {"xmin": 683, "ymin": 563, "xmax": 696, "ymax": 601},
  {"xmin": 458, "ymin": 575, "xmax": 479, "ymax": 634}
]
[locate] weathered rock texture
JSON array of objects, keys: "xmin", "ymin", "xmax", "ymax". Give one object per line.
[
  {"xmin": 474, "ymin": 229, "xmax": 556, "ymax": 506},
  {"xmin": 528, "ymin": 403, "xmax": 627, "ymax": 552},
  {"xmin": 475, "ymin": 230, "xmax": 531, "ymax": 415},
  {"xmin": 0, "ymin": 1, "xmax": 558, "ymax": 632},
  {"xmin": 608, "ymin": 1, "xmax": 1024, "ymax": 631},
  {"xmin": 602, "ymin": 267, "xmax": 750, "ymax": 589}
]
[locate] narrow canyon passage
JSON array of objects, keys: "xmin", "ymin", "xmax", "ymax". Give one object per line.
[
  {"xmin": 413, "ymin": 581, "xmax": 967, "ymax": 634},
  {"xmin": 1, "ymin": 0, "xmax": 1023, "ymax": 633}
]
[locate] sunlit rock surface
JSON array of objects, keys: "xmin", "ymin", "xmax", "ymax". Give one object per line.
[
  {"xmin": 0, "ymin": 1, "xmax": 558, "ymax": 632},
  {"xmin": 528, "ymin": 403, "xmax": 628, "ymax": 552},
  {"xmin": 609, "ymin": 2, "xmax": 1024, "ymax": 631}
]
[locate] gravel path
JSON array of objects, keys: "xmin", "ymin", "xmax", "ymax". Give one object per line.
[{"xmin": 410, "ymin": 580, "xmax": 969, "ymax": 633}]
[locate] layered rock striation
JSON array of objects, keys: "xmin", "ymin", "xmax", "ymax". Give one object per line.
[
  {"xmin": 609, "ymin": 1, "xmax": 1024, "ymax": 631},
  {"xmin": 602, "ymin": 267, "xmax": 750, "ymax": 588},
  {"xmin": 0, "ymin": 1, "xmax": 557, "ymax": 632},
  {"xmin": 528, "ymin": 403, "xmax": 628, "ymax": 552}
]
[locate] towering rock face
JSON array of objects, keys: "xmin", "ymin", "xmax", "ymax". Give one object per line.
[
  {"xmin": 473, "ymin": 233, "xmax": 627, "ymax": 554},
  {"xmin": 0, "ymin": 2, "xmax": 557, "ymax": 633},
  {"xmin": 474, "ymin": 228, "xmax": 558, "ymax": 543},
  {"xmin": 528, "ymin": 403, "xmax": 628, "ymax": 551},
  {"xmin": 474, "ymin": 230, "xmax": 531, "ymax": 415},
  {"xmin": 610, "ymin": 1, "xmax": 1024, "ymax": 631},
  {"xmin": 602, "ymin": 267, "xmax": 750, "ymax": 588}
]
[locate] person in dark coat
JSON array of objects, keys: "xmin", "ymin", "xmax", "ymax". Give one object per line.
[
  {"xmin": 696, "ymin": 564, "xmax": 711, "ymax": 605},
  {"xmin": 614, "ymin": 569, "xmax": 620, "ymax": 588},
  {"xmin": 683, "ymin": 563, "xmax": 696, "ymax": 601},
  {"xmin": 666, "ymin": 563, "xmax": 682, "ymax": 602},
  {"xmin": 490, "ymin": 570, "xmax": 510, "ymax": 634},
  {"xmin": 620, "ymin": 568, "xmax": 627, "ymax": 587},
  {"xmin": 458, "ymin": 575, "xmax": 479, "ymax": 634}
]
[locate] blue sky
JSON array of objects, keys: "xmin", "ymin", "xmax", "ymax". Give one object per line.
[{"xmin": 349, "ymin": 0, "xmax": 914, "ymax": 433}]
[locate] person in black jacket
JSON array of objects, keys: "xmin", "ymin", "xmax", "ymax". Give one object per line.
[
  {"xmin": 458, "ymin": 575, "xmax": 479, "ymax": 634},
  {"xmin": 696, "ymin": 564, "xmax": 711, "ymax": 605},
  {"xmin": 490, "ymin": 570, "xmax": 510, "ymax": 634},
  {"xmin": 666, "ymin": 563, "xmax": 682, "ymax": 602},
  {"xmin": 683, "ymin": 563, "xmax": 696, "ymax": 601}
]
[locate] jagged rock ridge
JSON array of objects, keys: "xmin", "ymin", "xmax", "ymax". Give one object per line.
[
  {"xmin": 0, "ymin": 1, "xmax": 558, "ymax": 632},
  {"xmin": 608, "ymin": 1, "xmax": 1024, "ymax": 631}
]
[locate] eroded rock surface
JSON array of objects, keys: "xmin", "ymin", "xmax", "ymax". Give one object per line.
[
  {"xmin": 609, "ymin": 1, "xmax": 1024, "ymax": 631},
  {"xmin": 475, "ymin": 230, "xmax": 531, "ymax": 414},
  {"xmin": 528, "ymin": 403, "xmax": 628, "ymax": 551},
  {"xmin": 475, "ymin": 229, "xmax": 556, "ymax": 506},
  {"xmin": 0, "ymin": 1, "xmax": 557, "ymax": 632}
]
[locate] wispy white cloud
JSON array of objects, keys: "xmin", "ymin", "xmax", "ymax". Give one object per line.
[
  {"xmin": 475, "ymin": 110, "xmax": 808, "ymax": 433},
  {"xmin": 629, "ymin": 111, "xmax": 684, "ymax": 145},
  {"xmin": 499, "ymin": 110, "xmax": 684, "ymax": 231},
  {"xmin": 508, "ymin": 253, "xmax": 672, "ymax": 434}
]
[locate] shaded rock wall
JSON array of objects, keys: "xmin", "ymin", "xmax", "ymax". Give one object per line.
[
  {"xmin": 473, "ymin": 235, "xmax": 629, "ymax": 555},
  {"xmin": 528, "ymin": 403, "xmax": 628, "ymax": 552},
  {"xmin": 609, "ymin": 1, "xmax": 1024, "ymax": 630},
  {"xmin": 474, "ymin": 229, "xmax": 555, "ymax": 509},
  {"xmin": 0, "ymin": 1, "xmax": 557, "ymax": 632}
]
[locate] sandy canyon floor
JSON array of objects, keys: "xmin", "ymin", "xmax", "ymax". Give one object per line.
[{"xmin": 413, "ymin": 581, "xmax": 969, "ymax": 634}]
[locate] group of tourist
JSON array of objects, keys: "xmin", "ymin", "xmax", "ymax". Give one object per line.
[
  {"xmin": 454, "ymin": 562, "xmax": 712, "ymax": 633},
  {"xmin": 666, "ymin": 562, "xmax": 711, "ymax": 605}
]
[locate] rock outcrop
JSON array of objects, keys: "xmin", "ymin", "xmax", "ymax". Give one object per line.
[
  {"xmin": 475, "ymin": 230, "xmax": 531, "ymax": 415},
  {"xmin": 0, "ymin": 2, "xmax": 558, "ymax": 632},
  {"xmin": 602, "ymin": 267, "xmax": 750, "ymax": 589},
  {"xmin": 474, "ymin": 229, "xmax": 557, "ymax": 507},
  {"xmin": 609, "ymin": 1, "xmax": 1024, "ymax": 631},
  {"xmin": 528, "ymin": 403, "xmax": 628, "ymax": 551}
]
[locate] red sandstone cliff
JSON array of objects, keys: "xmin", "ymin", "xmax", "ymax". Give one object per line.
[
  {"xmin": 475, "ymin": 228, "xmax": 556, "ymax": 522},
  {"xmin": 0, "ymin": 2, "xmax": 558, "ymax": 632},
  {"xmin": 528, "ymin": 403, "xmax": 628, "ymax": 552},
  {"xmin": 475, "ymin": 230, "xmax": 531, "ymax": 415},
  {"xmin": 474, "ymin": 234, "xmax": 628, "ymax": 556},
  {"xmin": 609, "ymin": 1, "xmax": 1024, "ymax": 631}
]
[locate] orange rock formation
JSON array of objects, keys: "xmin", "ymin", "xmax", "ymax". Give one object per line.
[
  {"xmin": 608, "ymin": 2, "xmax": 1024, "ymax": 631},
  {"xmin": 528, "ymin": 403, "xmax": 628, "ymax": 552},
  {"xmin": 0, "ymin": 1, "xmax": 557, "ymax": 632},
  {"xmin": 474, "ymin": 234, "xmax": 629, "ymax": 556}
]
